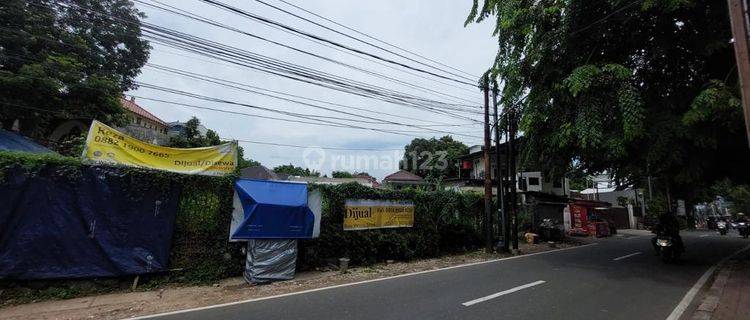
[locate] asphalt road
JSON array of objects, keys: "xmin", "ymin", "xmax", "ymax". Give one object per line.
[{"xmin": 139, "ymin": 231, "xmax": 750, "ymax": 320}]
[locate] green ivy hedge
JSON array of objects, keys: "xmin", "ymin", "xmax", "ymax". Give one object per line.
[
  {"xmin": 0, "ymin": 151, "xmax": 485, "ymax": 282},
  {"xmin": 304, "ymin": 183, "xmax": 484, "ymax": 267},
  {"xmin": 0, "ymin": 151, "xmax": 241, "ymax": 283}
]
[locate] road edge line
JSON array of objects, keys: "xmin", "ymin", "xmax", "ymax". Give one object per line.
[
  {"xmin": 665, "ymin": 243, "xmax": 750, "ymax": 320},
  {"xmin": 126, "ymin": 243, "xmax": 598, "ymax": 319}
]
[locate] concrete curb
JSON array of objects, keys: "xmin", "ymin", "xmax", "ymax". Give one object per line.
[{"xmin": 690, "ymin": 262, "xmax": 734, "ymax": 320}]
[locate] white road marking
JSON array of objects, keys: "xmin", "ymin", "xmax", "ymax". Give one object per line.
[
  {"xmin": 127, "ymin": 243, "xmax": 597, "ymax": 320},
  {"xmin": 665, "ymin": 243, "xmax": 750, "ymax": 320},
  {"xmin": 461, "ymin": 281, "xmax": 546, "ymax": 307},
  {"xmin": 699, "ymin": 234, "xmax": 709, "ymax": 238},
  {"xmin": 613, "ymin": 252, "xmax": 642, "ymax": 261}
]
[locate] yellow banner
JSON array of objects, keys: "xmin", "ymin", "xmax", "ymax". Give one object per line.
[
  {"xmin": 82, "ymin": 120, "xmax": 237, "ymax": 176},
  {"xmin": 344, "ymin": 200, "xmax": 414, "ymax": 230}
]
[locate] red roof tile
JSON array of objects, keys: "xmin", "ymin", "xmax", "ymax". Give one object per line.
[
  {"xmin": 383, "ymin": 170, "xmax": 424, "ymax": 182},
  {"xmin": 120, "ymin": 97, "xmax": 166, "ymax": 126}
]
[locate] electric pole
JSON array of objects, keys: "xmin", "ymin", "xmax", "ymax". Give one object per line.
[
  {"xmin": 482, "ymin": 78, "xmax": 493, "ymax": 253},
  {"xmin": 728, "ymin": 0, "xmax": 750, "ymax": 147},
  {"xmin": 508, "ymin": 105, "xmax": 519, "ymax": 251},
  {"xmin": 492, "ymin": 82, "xmax": 509, "ymax": 253}
]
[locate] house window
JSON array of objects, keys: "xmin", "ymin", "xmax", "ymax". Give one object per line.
[{"xmin": 528, "ymin": 177, "xmax": 540, "ymax": 186}]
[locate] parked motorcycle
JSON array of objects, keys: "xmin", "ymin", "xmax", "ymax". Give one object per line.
[
  {"xmin": 655, "ymin": 236, "xmax": 680, "ymax": 263},
  {"xmin": 738, "ymin": 221, "xmax": 749, "ymax": 238},
  {"xmin": 718, "ymin": 221, "xmax": 728, "ymax": 235}
]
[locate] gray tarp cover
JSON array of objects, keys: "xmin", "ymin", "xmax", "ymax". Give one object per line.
[{"xmin": 244, "ymin": 239, "xmax": 297, "ymax": 284}]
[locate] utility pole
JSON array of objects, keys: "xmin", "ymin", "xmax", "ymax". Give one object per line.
[
  {"xmin": 508, "ymin": 105, "xmax": 519, "ymax": 251},
  {"xmin": 728, "ymin": 0, "xmax": 750, "ymax": 147},
  {"xmin": 482, "ymin": 78, "xmax": 493, "ymax": 253},
  {"xmin": 492, "ymin": 82, "xmax": 508, "ymax": 252}
]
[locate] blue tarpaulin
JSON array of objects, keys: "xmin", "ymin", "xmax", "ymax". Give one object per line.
[
  {"xmin": 0, "ymin": 166, "xmax": 181, "ymax": 279},
  {"xmin": 0, "ymin": 128, "xmax": 53, "ymax": 153},
  {"xmin": 230, "ymin": 179, "xmax": 319, "ymax": 239}
]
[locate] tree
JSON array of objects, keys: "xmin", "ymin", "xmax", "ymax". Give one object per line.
[
  {"xmin": 711, "ymin": 179, "xmax": 750, "ymax": 215},
  {"xmin": 401, "ymin": 136, "xmax": 468, "ymax": 179},
  {"xmin": 273, "ymin": 164, "xmax": 320, "ymax": 177},
  {"xmin": 331, "ymin": 171, "xmax": 354, "ymax": 178},
  {"xmin": 236, "ymin": 146, "xmax": 261, "ymax": 170},
  {"xmin": 167, "ymin": 117, "xmax": 221, "ymax": 148},
  {"xmin": 465, "ymin": 0, "xmax": 750, "ymax": 203},
  {"xmin": 0, "ymin": 0, "xmax": 150, "ymax": 137}
]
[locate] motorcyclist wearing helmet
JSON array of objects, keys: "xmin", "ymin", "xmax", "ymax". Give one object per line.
[{"xmin": 651, "ymin": 213, "xmax": 684, "ymax": 254}]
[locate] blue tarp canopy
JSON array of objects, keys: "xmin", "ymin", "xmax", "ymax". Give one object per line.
[
  {"xmin": 230, "ymin": 179, "xmax": 319, "ymax": 239},
  {"xmin": 0, "ymin": 129, "xmax": 53, "ymax": 153}
]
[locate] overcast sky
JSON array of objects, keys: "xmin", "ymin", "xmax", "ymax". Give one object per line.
[{"xmin": 127, "ymin": 0, "xmax": 497, "ymax": 179}]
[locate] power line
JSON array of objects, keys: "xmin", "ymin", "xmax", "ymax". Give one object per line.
[
  {"xmin": 39, "ymin": 1, "xmax": 482, "ymax": 114},
  {"xmin": 253, "ymin": 0, "xmax": 478, "ymax": 81},
  {"xmin": 142, "ymin": 64, "xmax": 483, "ymax": 137},
  {"xmin": 146, "ymin": 63, "xmax": 480, "ymax": 130},
  {"xmin": 198, "ymin": 0, "xmax": 477, "ymax": 86},
  {"xmin": 145, "ymin": 58, "xmax": 475, "ymax": 126},
  {"xmin": 273, "ymin": 0, "xmax": 478, "ymax": 79},
  {"xmin": 0, "ymin": 101, "xmax": 421, "ymax": 151},
  {"xmin": 141, "ymin": 28, "xmax": 484, "ymax": 119},
  {"xmin": 0, "ymin": 53, "xmax": 480, "ymax": 137},
  {"xmin": 229, "ymin": 139, "xmax": 404, "ymax": 151},
  {"xmin": 134, "ymin": 82, "xmax": 484, "ymax": 139},
  {"xmin": 134, "ymin": 0, "xmax": 479, "ymax": 105},
  {"xmin": 10, "ymin": 2, "xmax": 486, "ymax": 123}
]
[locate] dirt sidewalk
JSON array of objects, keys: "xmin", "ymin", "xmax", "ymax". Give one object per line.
[{"xmin": 0, "ymin": 241, "xmax": 581, "ymax": 320}]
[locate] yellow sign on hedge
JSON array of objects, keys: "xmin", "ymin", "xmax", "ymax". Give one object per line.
[
  {"xmin": 83, "ymin": 120, "xmax": 237, "ymax": 176},
  {"xmin": 344, "ymin": 199, "xmax": 414, "ymax": 230}
]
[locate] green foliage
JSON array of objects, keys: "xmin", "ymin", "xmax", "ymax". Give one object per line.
[
  {"xmin": 401, "ymin": 136, "xmax": 469, "ymax": 180},
  {"xmin": 167, "ymin": 117, "xmax": 261, "ymax": 171},
  {"xmin": 236, "ymin": 146, "xmax": 261, "ymax": 170},
  {"xmin": 711, "ymin": 179, "xmax": 750, "ymax": 215},
  {"xmin": 273, "ymin": 163, "xmax": 320, "ymax": 177},
  {"xmin": 167, "ymin": 117, "xmax": 221, "ymax": 148},
  {"xmin": 465, "ymin": 0, "xmax": 750, "ymax": 202},
  {"xmin": 331, "ymin": 171, "xmax": 354, "ymax": 178},
  {"xmin": 305, "ymin": 183, "xmax": 484, "ymax": 266},
  {"xmin": 0, "ymin": 0, "xmax": 150, "ymax": 138},
  {"xmin": 0, "ymin": 151, "xmax": 239, "ymax": 283},
  {"xmin": 0, "ymin": 152, "xmax": 485, "ymax": 286},
  {"xmin": 49, "ymin": 132, "xmax": 86, "ymax": 157}
]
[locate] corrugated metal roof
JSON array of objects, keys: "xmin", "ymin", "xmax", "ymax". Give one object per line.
[{"xmin": 120, "ymin": 97, "xmax": 167, "ymax": 126}]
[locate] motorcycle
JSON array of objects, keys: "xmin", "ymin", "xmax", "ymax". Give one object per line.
[
  {"xmin": 738, "ymin": 221, "xmax": 749, "ymax": 238},
  {"xmin": 718, "ymin": 221, "xmax": 728, "ymax": 235},
  {"xmin": 655, "ymin": 236, "xmax": 680, "ymax": 263}
]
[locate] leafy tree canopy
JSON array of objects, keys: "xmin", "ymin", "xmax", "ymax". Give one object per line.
[
  {"xmin": 167, "ymin": 116, "xmax": 260, "ymax": 169},
  {"xmin": 401, "ymin": 136, "xmax": 469, "ymax": 179},
  {"xmin": 331, "ymin": 171, "xmax": 354, "ymax": 178},
  {"xmin": 273, "ymin": 164, "xmax": 320, "ymax": 177},
  {"xmin": 711, "ymin": 179, "xmax": 750, "ymax": 215},
  {"xmin": 167, "ymin": 117, "xmax": 222, "ymax": 148},
  {"xmin": 0, "ymin": 0, "xmax": 150, "ymax": 137},
  {"xmin": 236, "ymin": 146, "xmax": 261, "ymax": 170},
  {"xmin": 466, "ymin": 0, "xmax": 750, "ymax": 202}
]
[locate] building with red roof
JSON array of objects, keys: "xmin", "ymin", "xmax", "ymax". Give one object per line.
[{"xmin": 116, "ymin": 96, "xmax": 168, "ymax": 145}]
